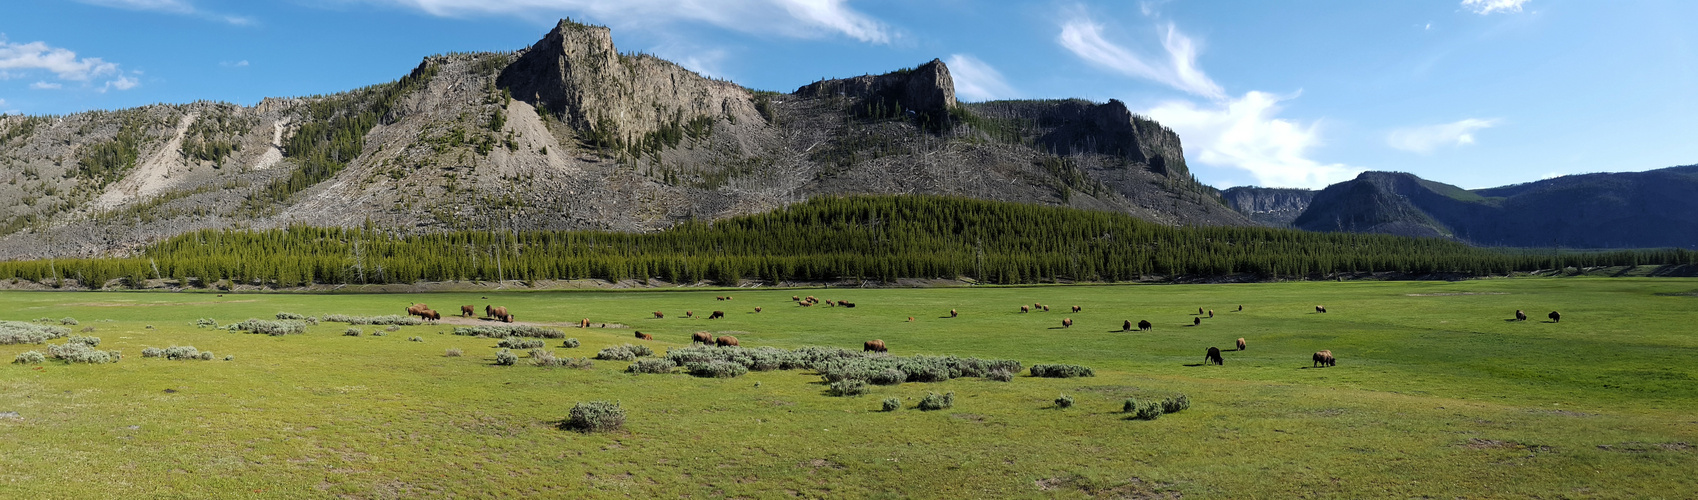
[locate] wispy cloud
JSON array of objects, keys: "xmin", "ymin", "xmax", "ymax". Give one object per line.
[
  {"xmin": 103, "ymin": 75, "xmax": 140, "ymax": 92},
  {"xmin": 368, "ymin": 0, "xmax": 890, "ymax": 44},
  {"xmin": 945, "ymin": 54, "xmax": 1014, "ymax": 102},
  {"xmin": 1460, "ymin": 0, "xmax": 1530, "ymax": 15},
  {"xmin": 30, "ymin": 81, "xmax": 62, "ymax": 90},
  {"xmin": 75, "ymin": 0, "xmax": 254, "ymax": 24},
  {"xmin": 220, "ymin": 60, "xmax": 250, "ymax": 68},
  {"xmin": 0, "ymin": 38, "xmax": 120, "ymax": 81},
  {"xmin": 1148, "ymin": 91, "xmax": 1360, "ymax": 189},
  {"xmin": 1386, "ymin": 118, "xmax": 1498, "ymax": 153},
  {"xmin": 1058, "ymin": 17, "xmax": 1223, "ymax": 100}
]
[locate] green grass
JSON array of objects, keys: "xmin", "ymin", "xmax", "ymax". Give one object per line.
[{"xmin": 2, "ymin": 279, "xmax": 1696, "ymax": 497}]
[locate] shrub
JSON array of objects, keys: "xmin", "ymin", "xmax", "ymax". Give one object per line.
[
  {"xmin": 1124, "ymin": 399, "xmax": 1163, "ymax": 420},
  {"xmin": 529, "ymin": 349, "xmax": 563, "ymax": 367},
  {"xmin": 224, "ymin": 355, "xmax": 234, "ymax": 361},
  {"xmin": 276, "ymin": 312, "xmax": 306, "ymax": 320},
  {"xmin": 47, "ymin": 342, "xmax": 120, "ymax": 364},
  {"xmin": 344, "ymin": 327, "xmax": 362, "ymax": 337},
  {"xmin": 226, "ymin": 319, "xmax": 308, "ymax": 336},
  {"xmin": 565, "ymin": 401, "xmax": 625, "ymax": 433},
  {"xmin": 385, "ymin": 325, "xmax": 400, "ymax": 332},
  {"xmin": 827, "ymin": 379, "xmax": 869, "ymax": 397},
  {"xmin": 445, "ymin": 348, "xmax": 464, "ymax": 357},
  {"xmin": 195, "ymin": 318, "xmax": 218, "ymax": 328},
  {"xmin": 499, "ymin": 337, "xmax": 545, "ymax": 349},
  {"xmin": 987, "ymin": 369, "xmax": 1014, "ymax": 382},
  {"xmin": 882, "ymin": 397, "xmax": 901, "ymax": 412},
  {"xmin": 1055, "ymin": 394, "xmax": 1074, "ymax": 408},
  {"xmin": 869, "ymin": 368, "xmax": 906, "ymax": 386},
  {"xmin": 1030, "ymin": 364, "xmax": 1094, "ymax": 378},
  {"xmin": 322, "ymin": 314, "xmax": 424, "ymax": 326},
  {"xmin": 0, "ymin": 321, "xmax": 71, "ymax": 345},
  {"xmin": 562, "ymin": 338, "xmax": 581, "ymax": 348},
  {"xmin": 141, "ymin": 347, "xmax": 164, "ymax": 358},
  {"xmin": 60, "ymin": 317, "xmax": 79, "ymax": 326},
  {"xmin": 80, "ymin": 326, "xmax": 96, "ymax": 333},
  {"xmin": 409, "ymin": 336, "xmax": 424, "ymax": 342},
  {"xmin": 687, "ymin": 360, "xmax": 748, "ymax": 378},
  {"xmin": 559, "ymin": 357, "xmax": 594, "ymax": 369},
  {"xmin": 12, "ymin": 351, "xmax": 45, "ymax": 364},
  {"xmin": 371, "ymin": 330, "xmax": 385, "ymax": 337},
  {"xmin": 1161, "ymin": 394, "xmax": 1191, "ymax": 414},
  {"xmin": 199, "ymin": 351, "xmax": 215, "ymax": 361},
  {"xmin": 627, "ymin": 358, "xmax": 676, "ymax": 374},
  {"xmin": 162, "ymin": 346, "xmax": 202, "ymax": 360},
  {"xmin": 596, "ymin": 344, "xmax": 651, "ymax": 361},
  {"xmin": 451, "ymin": 325, "xmax": 564, "ymax": 339},
  {"xmin": 494, "ymin": 349, "xmax": 518, "ymax": 365},
  {"xmin": 917, "ymin": 391, "xmax": 954, "ymax": 411},
  {"xmin": 66, "ymin": 335, "xmax": 100, "ymax": 347}
]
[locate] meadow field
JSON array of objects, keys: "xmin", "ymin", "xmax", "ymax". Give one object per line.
[{"xmin": 2, "ymin": 278, "xmax": 1695, "ymax": 498}]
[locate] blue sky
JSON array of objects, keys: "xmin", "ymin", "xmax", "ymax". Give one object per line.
[{"xmin": 3, "ymin": 0, "xmax": 1695, "ymax": 190}]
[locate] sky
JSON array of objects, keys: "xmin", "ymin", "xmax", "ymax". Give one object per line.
[{"xmin": 3, "ymin": 0, "xmax": 1695, "ymax": 190}]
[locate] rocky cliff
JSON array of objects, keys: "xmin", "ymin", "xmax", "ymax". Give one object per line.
[{"xmin": 1221, "ymin": 187, "xmax": 1314, "ymax": 227}]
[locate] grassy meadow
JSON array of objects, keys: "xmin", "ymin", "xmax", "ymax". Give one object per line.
[{"xmin": 2, "ymin": 278, "xmax": 1696, "ymax": 498}]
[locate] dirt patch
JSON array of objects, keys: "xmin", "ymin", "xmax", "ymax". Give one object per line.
[
  {"xmin": 1597, "ymin": 442, "xmax": 1691, "ymax": 453},
  {"xmin": 949, "ymin": 413, "xmax": 987, "ymax": 422}
]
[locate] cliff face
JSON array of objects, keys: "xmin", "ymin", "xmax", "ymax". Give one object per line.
[{"xmin": 1221, "ymin": 187, "xmax": 1314, "ymax": 227}]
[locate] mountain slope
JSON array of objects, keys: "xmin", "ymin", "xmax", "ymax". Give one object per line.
[{"xmin": 0, "ymin": 19, "xmax": 1247, "ymax": 259}]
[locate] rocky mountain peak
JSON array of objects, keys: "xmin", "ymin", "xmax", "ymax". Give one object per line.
[{"xmin": 794, "ymin": 58, "xmax": 957, "ymax": 128}]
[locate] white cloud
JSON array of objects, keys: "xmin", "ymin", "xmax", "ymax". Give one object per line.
[
  {"xmin": 1386, "ymin": 118, "xmax": 1497, "ymax": 154},
  {"xmin": 1058, "ymin": 18, "xmax": 1224, "ymax": 101},
  {"xmin": 369, "ymin": 0, "xmax": 890, "ymax": 43},
  {"xmin": 1147, "ymin": 91, "xmax": 1361, "ymax": 189},
  {"xmin": 1461, "ymin": 0, "xmax": 1529, "ymax": 15},
  {"xmin": 0, "ymin": 38, "xmax": 121, "ymax": 81},
  {"xmin": 945, "ymin": 54, "xmax": 1014, "ymax": 102},
  {"xmin": 220, "ymin": 60, "xmax": 250, "ymax": 68},
  {"xmin": 30, "ymin": 81, "xmax": 62, "ymax": 90},
  {"xmin": 103, "ymin": 75, "xmax": 140, "ymax": 91},
  {"xmin": 75, "ymin": 0, "xmax": 254, "ymax": 24}
]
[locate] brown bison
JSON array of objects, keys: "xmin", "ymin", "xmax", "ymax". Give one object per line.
[
  {"xmin": 1313, "ymin": 350, "xmax": 1335, "ymax": 367},
  {"xmin": 1062, "ymin": 318, "xmax": 1073, "ymax": 328},
  {"xmin": 1208, "ymin": 310, "xmax": 1214, "ymax": 318},
  {"xmin": 635, "ymin": 331, "xmax": 653, "ymax": 341},
  {"xmin": 406, "ymin": 303, "xmax": 430, "ymax": 317},
  {"xmin": 1236, "ymin": 338, "xmax": 1246, "ymax": 351},
  {"xmin": 907, "ymin": 317, "xmax": 914, "ymax": 322},
  {"xmin": 1515, "ymin": 310, "xmax": 1526, "ymax": 321},
  {"xmin": 490, "ymin": 306, "xmax": 509, "ymax": 321},
  {"xmin": 420, "ymin": 309, "xmax": 441, "ymax": 320},
  {"xmin": 691, "ymin": 331, "xmax": 713, "ymax": 344},
  {"xmin": 502, "ymin": 314, "xmax": 514, "ymax": 323},
  {"xmin": 1548, "ymin": 311, "xmax": 1561, "ymax": 322},
  {"xmin": 653, "ymin": 311, "xmax": 665, "ymax": 319},
  {"xmin": 580, "ymin": 318, "xmax": 591, "ymax": 328},
  {"xmin": 1205, "ymin": 347, "xmax": 1224, "ymax": 365},
  {"xmin": 715, "ymin": 336, "xmax": 739, "ymax": 347},
  {"xmin": 1071, "ymin": 305, "xmax": 1081, "ymax": 313},
  {"xmin": 950, "ymin": 309, "xmax": 958, "ymax": 318},
  {"xmin": 1123, "ymin": 320, "xmax": 1132, "ymax": 331},
  {"xmin": 1138, "ymin": 320, "xmax": 1152, "ymax": 331},
  {"xmin": 840, "ymin": 301, "xmax": 856, "ymax": 308},
  {"xmin": 1034, "ymin": 302, "xmax": 1042, "ymax": 310},
  {"xmin": 805, "ymin": 296, "xmax": 817, "ymax": 303},
  {"xmin": 460, "ymin": 305, "xmax": 475, "ymax": 317},
  {"xmin": 1020, "ymin": 306, "xmax": 1030, "ymax": 313},
  {"xmin": 485, "ymin": 305, "xmax": 494, "ymax": 318},
  {"xmin": 685, "ymin": 311, "xmax": 694, "ymax": 317},
  {"xmin": 864, "ymin": 339, "xmax": 887, "ymax": 353},
  {"xmin": 792, "ymin": 295, "xmax": 800, "ymax": 302},
  {"xmin": 1198, "ymin": 307, "xmax": 1205, "ymax": 315},
  {"xmin": 824, "ymin": 300, "xmax": 835, "ymax": 307},
  {"xmin": 1193, "ymin": 317, "xmax": 1201, "ymax": 326},
  {"xmin": 716, "ymin": 296, "xmax": 726, "ymax": 301},
  {"xmin": 725, "ymin": 296, "xmax": 732, "ymax": 301},
  {"xmin": 1041, "ymin": 305, "xmax": 1049, "ymax": 312},
  {"xmin": 798, "ymin": 301, "xmax": 812, "ymax": 307},
  {"xmin": 708, "ymin": 311, "xmax": 725, "ymax": 320},
  {"xmin": 754, "ymin": 306, "xmax": 762, "ymax": 313}
]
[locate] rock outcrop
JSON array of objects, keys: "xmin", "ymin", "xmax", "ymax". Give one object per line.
[{"xmin": 1222, "ymin": 187, "xmax": 1315, "ymax": 227}]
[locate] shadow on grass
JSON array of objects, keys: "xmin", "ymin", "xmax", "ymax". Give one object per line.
[{"xmin": 1182, "ymin": 363, "xmax": 1205, "ymax": 367}]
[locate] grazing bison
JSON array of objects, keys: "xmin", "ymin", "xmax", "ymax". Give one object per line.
[
  {"xmin": 1237, "ymin": 305, "xmax": 1243, "ymax": 312},
  {"xmin": 691, "ymin": 331, "xmax": 713, "ymax": 344},
  {"xmin": 824, "ymin": 300, "xmax": 835, "ymax": 307},
  {"xmin": 460, "ymin": 305, "xmax": 475, "ymax": 317},
  {"xmin": 1515, "ymin": 310, "xmax": 1526, "ymax": 321},
  {"xmin": 1071, "ymin": 305, "xmax": 1081, "ymax": 313},
  {"xmin": 715, "ymin": 336, "xmax": 740, "ymax": 347},
  {"xmin": 635, "ymin": 331, "xmax": 653, "ymax": 341},
  {"xmin": 864, "ymin": 339, "xmax": 887, "ymax": 353},
  {"xmin": 1041, "ymin": 305, "xmax": 1049, "ymax": 312},
  {"xmin": 708, "ymin": 311, "xmax": 725, "ymax": 320},
  {"xmin": 755, "ymin": 306, "xmax": 762, "ymax": 313},
  {"xmin": 799, "ymin": 301, "xmax": 813, "ymax": 307},
  {"xmin": 1020, "ymin": 306, "xmax": 1030, "ymax": 313},
  {"xmin": 502, "ymin": 314, "xmax": 514, "ymax": 323},
  {"xmin": 1205, "ymin": 347, "xmax": 1224, "ymax": 365},
  {"xmin": 950, "ymin": 309, "xmax": 958, "ymax": 318},
  {"xmin": 1313, "ymin": 350, "xmax": 1335, "ymax": 367},
  {"xmin": 805, "ymin": 296, "xmax": 817, "ymax": 303},
  {"xmin": 716, "ymin": 296, "xmax": 726, "ymax": 301},
  {"xmin": 1123, "ymin": 320, "xmax": 1133, "ymax": 331},
  {"xmin": 485, "ymin": 305, "xmax": 494, "ymax": 318},
  {"xmin": 1138, "ymin": 320, "xmax": 1152, "ymax": 331},
  {"xmin": 1315, "ymin": 305, "xmax": 1327, "ymax": 313},
  {"xmin": 1193, "ymin": 317, "xmax": 1201, "ymax": 326},
  {"xmin": 1199, "ymin": 307, "xmax": 1205, "ymax": 315},
  {"xmin": 840, "ymin": 301, "xmax": 856, "ymax": 308},
  {"xmin": 725, "ymin": 296, "xmax": 732, "ymax": 301},
  {"xmin": 417, "ymin": 309, "xmax": 440, "ymax": 320},
  {"xmin": 654, "ymin": 311, "xmax": 665, "ymax": 319},
  {"xmin": 792, "ymin": 295, "xmax": 800, "ymax": 302},
  {"xmin": 685, "ymin": 311, "xmax": 694, "ymax": 318},
  {"xmin": 1034, "ymin": 302, "xmax": 1042, "ymax": 310},
  {"xmin": 580, "ymin": 318, "xmax": 591, "ymax": 328},
  {"xmin": 907, "ymin": 317, "xmax": 914, "ymax": 322},
  {"xmin": 1236, "ymin": 338, "xmax": 1246, "ymax": 351},
  {"xmin": 1062, "ymin": 318, "xmax": 1073, "ymax": 328},
  {"xmin": 491, "ymin": 306, "xmax": 509, "ymax": 321},
  {"xmin": 1208, "ymin": 310, "xmax": 1214, "ymax": 318},
  {"xmin": 1548, "ymin": 311, "xmax": 1561, "ymax": 323},
  {"xmin": 406, "ymin": 304, "xmax": 430, "ymax": 317}
]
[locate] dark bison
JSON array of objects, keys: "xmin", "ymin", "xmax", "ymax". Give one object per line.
[
  {"xmin": 1123, "ymin": 320, "xmax": 1133, "ymax": 331},
  {"xmin": 950, "ymin": 309, "xmax": 958, "ymax": 318},
  {"xmin": 864, "ymin": 339, "xmax": 887, "ymax": 353},
  {"xmin": 1138, "ymin": 320, "xmax": 1152, "ymax": 331},
  {"xmin": 1062, "ymin": 318, "xmax": 1073, "ymax": 328},
  {"xmin": 716, "ymin": 296, "xmax": 726, "ymax": 301},
  {"xmin": 1205, "ymin": 347, "xmax": 1224, "ymax": 365},
  {"xmin": 580, "ymin": 318, "xmax": 591, "ymax": 328},
  {"xmin": 708, "ymin": 311, "xmax": 725, "ymax": 320},
  {"xmin": 1515, "ymin": 310, "xmax": 1526, "ymax": 321},
  {"xmin": 635, "ymin": 331, "xmax": 653, "ymax": 341},
  {"xmin": 1548, "ymin": 311, "xmax": 1561, "ymax": 323},
  {"xmin": 1198, "ymin": 307, "xmax": 1205, "ymax": 315},
  {"xmin": 653, "ymin": 311, "xmax": 665, "ymax": 319},
  {"xmin": 715, "ymin": 336, "xmax": 739, "ymax": 347},
  {"xmin": 1315, "ymin": 305, "xmax": 1327, "ymax": 313},
  {"xmin": 1237, "ymin": 305, "xmax": 1243, "ymax": 312},
  {"xmin": 1193, "ymin": 317, "xmax": 1201, "ymax": 326},
  {"xmin": 1020, "ymin": 306, "xmax": 1030, "ymax": 313},
  {"xmin": 685, "ymin": 311, "xmax": 694, "ymax": 317},
  {"xmin": 1313, "ymin": 350, "xmax": 1335, "ymax": 367},
  {"xmin": 1071, "ymin": 305, "xmax": 1081, "ymax": 313},
  {"xmin": 460, "ymin": 305, "xmax": 475, "ymax": 317},
  {"xmin": 691, "ymin": 331, "xmax": 713, "ymax": 344},
  {"xmin": 485, "ymin": 305, "xmax": 494, "ymax": 318},
  {"xmin": 1236, "ymin": 338, "xmax": 1246, "ymax": 351},
  {"xmin": 1208, "ymin": 310, "xmax": 1214, "ymax": 318},
  {"xmin": 840, "ymin": 301, "xmax": 856, "ymax": 308},
  {"xmin": 754, "ymin": 306, "xmax": 762, "ymax": 313}
]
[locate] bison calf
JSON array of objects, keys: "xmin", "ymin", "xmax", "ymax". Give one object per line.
[
  {"xmin": 864, "ymin": 339, "xmax": 887, "ymax": 353},
  {"xmin": 1205, "ymin": 347, "xmax": 1224, "ymax": 365}
]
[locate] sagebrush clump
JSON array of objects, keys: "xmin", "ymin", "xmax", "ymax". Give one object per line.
[
  {"xmin": 0, "ymin": 321, "xmax": 70, "ymax": 345},
  {"xmin": 917, "ymin": 391, "xmax": 955, "ymax": 411},
  {"xmin": 12, "ymin": 351, "xmax": 46, "ymax": 364},
  {"xmin": 882, "ymin": 397, "xmax": 901, "ymax": 412},
  {"xmin": 226, "ymin": 319, "xmax": 308, "ymax": 336},
  {"xmin": 562, "ymin": 338, "xmax": 581, "ymax": 348},
  {"xmin": 495, "ymin": 349, "xmax": 518, "ymax": 366},
  {"xmin": 408, "ymin": 336, "xmax": 423, "ymax": 342},
  {"xmin": 564, "ymin": 401, "xmax": 625, "ymax": 433},
  {"xmin": 828, "ymin": 379, "xmax": 869, "ymax": 397},
  {"xmin": 344, "ymin": 327, "xmax": 362, "ymax": 337},
  {"xmin": 276, "ymin": 312, "xmax": 307, "ymax": 320},
  {"xmin": 445, "ymin": 348, "xmax": 464, "ymax": 357},
  {"xmin": 499, "ymin": 337, "xmax": 545, "ymax": 349},
  {"xmin": 1123, "ymin": 398, "xmax": 1164, "ymax": 420},
  {"xmin": 322, "ymin": 314, "xmax": 424, "ymax": 326},
  {"xmin": 60, "ymin": 317, "xmax": 78, "ymax": 326},
  {"xmin": 687, "ymin": 360, "xmax": 748, "ymax": 378},
  {"xmin": 452, "ymin": 325, "xmax": 564, "ymax": 339},
  {"xmin": 1030, "ymin": 364, "xmax": 1094, "ymax": 378},
  {"xmin": 1055, "ymin": 394, "xmax": 1075, "ymax": 408},
  {"xmin": 194, "ymin": 318, "xmax": 219, "ymax": 328},
  {"xmin": 627, "ymin": 358, "xmax": 676, "ymax": 374},
  {"xmin": 47, "ymin": 342, "xmax": 121, "ymax": 364},
  {"xmin": 1161, "ymin": 394, "xmax": 1191, "ymax": 414},
  {"xmin": 596, "ymin": 344, "xmax": 652, "ymax": 361}
]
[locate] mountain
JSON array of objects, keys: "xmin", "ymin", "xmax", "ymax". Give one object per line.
[
  {"xmin": 1220, "ymin": 187, "xmax": 1314, "ymax": 227},
  {"xmin": 0, "ymin": 19, "xmax": 1246, "ymax": 260},
  {"xmin": 1279, "ymin": 167, "xmax": 1698, "ymax": 248}
]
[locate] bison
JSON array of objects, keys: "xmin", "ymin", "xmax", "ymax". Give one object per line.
[
  {"xmin": 907, "ymin": 316, "xmax": 914, "ymax": 322},
  {"xmin": 420, "ymin": 309, "xmax": 441, "ymax": 320},
  {"xmin": 716, "ymin": 296, "xmax": 726, "ymax": 301},
  {"xmin": 691, "ymin": 331, "xmax": 713, "ymax": 344},
  {"xmin": 1123, "ymin": 320, "xmax": 1132, "ymax": 331},
  {"xmin": 754, "ymin": 306, "xmax": 762, "ymax": 313},
  {"xmin": 1315, "ymin": 305, "xmax": 1327, "ymax": 313},
  {"xmin": 1312, "ymin": 350, "xmax": 1335, "ymax": 367},
  {"xmin": 654, "ymin": 311, "xmax": 665, "ymax": 319},
  {"xmin": 685, "ymin": 311, "xmax": 694, "ymax": 318},
  {"xmin": 502, "ymin": 314, "xmax": 514, "ymax": 323},
  {"xmin": 460, "ymin": 305, "xmax": 475, "ymax": 317},
  {"xmin": 708, "ymin": 311, "xmax": 725, "ymax": 320},
  {"xmin": 1193, "ymin": 317, "xmax": 1201, "ymax": 326},
  {"xmin": 1138, "ymin": 320, "xmax": 1152, "ymax": 331},
  {"xmin": 798, "ymin": 301, "xmax": 812, "ymax": 307},
  {"xmin": 1071, "ymin": 305, "xmax": 1081, "ymax": 313},
  {"xmin": 580, "ymin": 318, "xmax": 591, "ymax": 328},
  {"xmin": 1208, "ymin": 310, "xmax": 1214, "ymax": 318},
  {"xmin": 1236, "ymin": 338, "xmax": 1246, "ymax": 351},
  {"xmin": 792, "ymin": 295, "xmax": 800, "ymax": 302},
  {"xmin": 950, "ymin": 309, "xmax": 958, "ymax": 318},
  {"xmin": 1199, "ymin": 307, "xmax": 1205, "ymax": 315},
  {"xmin": 1515, "ymin": 310, "xmax": 1526, "ymax": 321},
  {"xmin": 485, "ymin": 305, "xmax": 494, "ymax": 318},
  {"xmin": 635, "ymin": 331, "xmax": 653, "ymax": 341},
  {"xmin": 1548, "ymin": 311, "xmax": 1561, "ymax": 323},
  {"xmin": 1205, "ymin": 347, "xmax": 1224, "ymax": 365},
  {"xmin": 715, "ymin": 335, "xmax": 740, "ymax": 347},
  {"xmin": 1041, "ymin": 305, "xmax": 1049, "ymax": 312},
  {"xmin": 864, "ymin": 339, "xmax": 887, "ymax": 353},
  {"xmin": 1237, "ymin": 305, "xmax": 1243, "ymax": 312},
  {"xmin": 406, "ymin": 303, "xmax": 430, "ymax": 317},
  {"xmin": 1062, "ymin": 318, "xmax": 1073, "ymax": 328},
  {"xmin": 490, "ymin": 306, "xmax": 509, "ymax": 321},
  {"xmin": 1021, "ymin": 306, "xmax": 1030, "ymax": 313},
  {"xmin": 840, "ymin": 301, "xmax": 856, "ymax": 308}
]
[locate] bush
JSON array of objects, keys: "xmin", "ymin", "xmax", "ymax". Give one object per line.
[
  {"xmin": 987, "ymin": 369, "xmax": 1014, "ymax": 382},
  {"xmin": 1055, "ymin": 394, "xmax": 1074, "ymax": 408},
  {"xmin": 12, "ymin": 351, "xmax": 45, "ymax": 364},
  {"xmin": 276, "ymin": 312, "xmax": 306, "ymax": 320},
  {"xmin": 224, "ymin": 355, "xmax": 234, "ymax": 361},
  {"xmin": 1161, "ymin": 394, "xmax": 1191, "ymax": 414},
  {"xmin": 882, "ymin": 397, "xmax": 901, "ymax": 412},
  {"xmin": 452, "ymin": 325, "xmax": 564, "ymax": 339},
  {"xmin": 1030, "ymin": 364, "xmax": 1094, "ymax": 378},
  {"xmin": 371, "ymin": 330, "xmax": 385, "ymax": 337},
  {"xmin": 627, "ymin": 358, "xmax": 677, "ymax": 374},
  {"xmin": 562, "ymin": 338, "xmax": 580, "ymax": 348},
  {"xmin": 344, "ymin": 327, "xmax": 362, "ymax": 337},
  {"xmin": 869, "ymin": 368, "xmax": 906, "ymax": 386},
  {"xmin": 60, "ymin": 317, "xmax": 79, "ymax": 326},
  {"xmin": 226, "ymin": 319, "xmax": 308, "ymax": 336},
  {"xmin": 565, "ymin": 401, "xmax": 625, "ymax": 433},
  {"xmin": 529, "ymin": 349, "xmax": 562, "ymax": 367},
  {"xmin": 141, "ymin": 347, "xmax": 164, "ymax": 358},
  {"xmin": 499, "ymin": 337, "xmax": 545, "ymax": 349},
  {"xmin": 917, "ymin": 391, "xmax": 954, "ymax": 411},
  {"xmin": 162, "ymin": 346, "xmax": 202, "ymax": 360},
  {"xmin": 199, "ymin": 351, "xmax": 215, "ymax": 361},
  {"xmin": 495, "ymin": 349, "xmax": 518, "ymax": 366},
  {"xmin": 687, "ymin": 360, "xmax": 748, "ymax": 378},
  {"xmin": 66, "ymin": 335, "xmax": 100, "ymax": 347},
  {"xmin": 596, "ymin": 344, "xmax": 652, "ymax": 361},
  {"xmin": 47, "ymin": 342, "xmax": 120, "ymax": 364},
  {"xmin": 827, "ymin": 379, "xmax": 869, "ymax": 397},
  {"xmin": 322, "ymin": 314, "xmax": 424, "ymax": 326},
  {"xmin": 1123, "ymin": 398, "xmax": 1163, "ymax": 420},
  {"xmin": 385, "ymin": 325, "xmax": 400, "ymax": 332},
  {"xmin": 0, "ymin": 320, "xmax": 71, "ymax": 344},
  {"xmin": 445, "ymin": 348, "xmax": 464, "ymax": 357},
  {"xmin": 195, "ymin": 318, "xmax": 218, "ymax": 328},
  {"xmin": 80, "ymin": 326, "xmax": 96, "ymax": 333},
  {"xmin": 409, "ymin": 336, "xmax": 424, "ymax": 342}
]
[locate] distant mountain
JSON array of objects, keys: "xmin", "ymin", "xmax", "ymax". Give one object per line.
[
  {"xmin": 1221, "ymin": 187, "xmax": 1314, "ymax": 227},
  {"xmin": 0, "ymin": 19, "xmax": 1248, "ymax": 259},
  {"xmin": 1266, "ymin": 167, "xmax": 1698, "ymax": 248}
]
